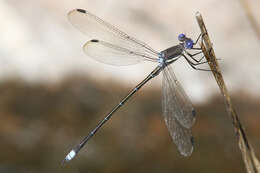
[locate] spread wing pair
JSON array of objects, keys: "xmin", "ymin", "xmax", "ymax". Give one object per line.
[{"xmin": 68, "ymin": 9, "xmax": 196, "ymax": 156}]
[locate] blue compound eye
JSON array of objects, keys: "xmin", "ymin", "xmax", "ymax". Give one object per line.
[
  {"xmin": 178, "ymin": 33, "xmax": 186, "ymax": 41},
  {"xmin": 185, "ymin": 40, "xmax": 194, "ymax": 49}
]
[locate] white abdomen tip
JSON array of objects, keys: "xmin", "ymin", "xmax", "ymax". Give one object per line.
[{"xmin": 65, "ymin": 150, "xmax": 76, "ymax": 161}]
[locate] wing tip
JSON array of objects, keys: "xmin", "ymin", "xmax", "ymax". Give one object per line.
[
  {"xmin": 91, "ymin": 39, "xmax": 99, "ymax": 42},
  {"xmin": 180, "ymin": 142, "xmax": 194, "ymax": 157},
  {"xmin": 190, "ymin": 136, "xmax": 195, "ymax": 146},
  {"xmin": 192, "ymin": 109, "xmax": 196, "ymax": 117},
  {"xmin": 68, "ymin": 9, "xmax": 86, "ymax": 17},
  {"xmin": 83, "ymin": 39, "xmax": 99, "ymax": 49},
  {"xmin": 76, "ymin": 9, "xmax": 86, "ymax": 13}
]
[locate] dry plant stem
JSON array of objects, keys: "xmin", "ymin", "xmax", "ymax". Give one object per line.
[
  {"xmin": 240, "ymin": 0, "xmax": 260, "ymax": 41},
  {"xmin": 196, "ymin": 12, "xmax": 260, "ymax": 173}
]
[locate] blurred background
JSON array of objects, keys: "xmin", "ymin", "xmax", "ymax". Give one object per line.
[{"xmin": 0, "ymin": 0, "xmax": 260, "ymax": 172}]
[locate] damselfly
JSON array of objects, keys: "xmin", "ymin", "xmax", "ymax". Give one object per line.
[{"xmin": 63, "ymin": 9, "xmax": 207, "ymax": 164}]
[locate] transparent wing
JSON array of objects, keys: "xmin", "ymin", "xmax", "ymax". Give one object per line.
[
  {"xmin": 68, "ymin": 9, "xmax": 159, "ymax": 65},
  {"xmin": 83, "ymin": 39, "xmax": 157, "ymax": 66},
  {"xmin": 162, "ymin": 65, "xmax": 195, "ymax": 156},
  {"xmin": 162, "ymin": 65, "xmax": 196, "ymax": 129}
]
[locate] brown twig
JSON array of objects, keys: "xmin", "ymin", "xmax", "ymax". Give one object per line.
[{"xmin": 195, "ymin": 12, "xmax": 260, "ymax": 173}]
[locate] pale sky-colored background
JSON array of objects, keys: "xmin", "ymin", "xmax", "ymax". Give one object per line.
[{"xmin": 1, "ymin": 0, "xmax": 260, "ymax": 103}]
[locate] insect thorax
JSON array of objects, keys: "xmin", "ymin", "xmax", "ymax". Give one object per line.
[{"xmin": 160, "ymin": 44, "xmax": 184, "ymax": 62}]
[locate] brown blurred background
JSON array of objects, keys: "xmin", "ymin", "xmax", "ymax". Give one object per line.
[{"xmin": 0, "ymin": 0, "xmax": 260, "ymax": 173}]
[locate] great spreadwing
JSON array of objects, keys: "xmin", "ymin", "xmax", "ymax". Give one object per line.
[{"xmin": 63, "ymin": 9, "xmax": 208, "ymax": 164}]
